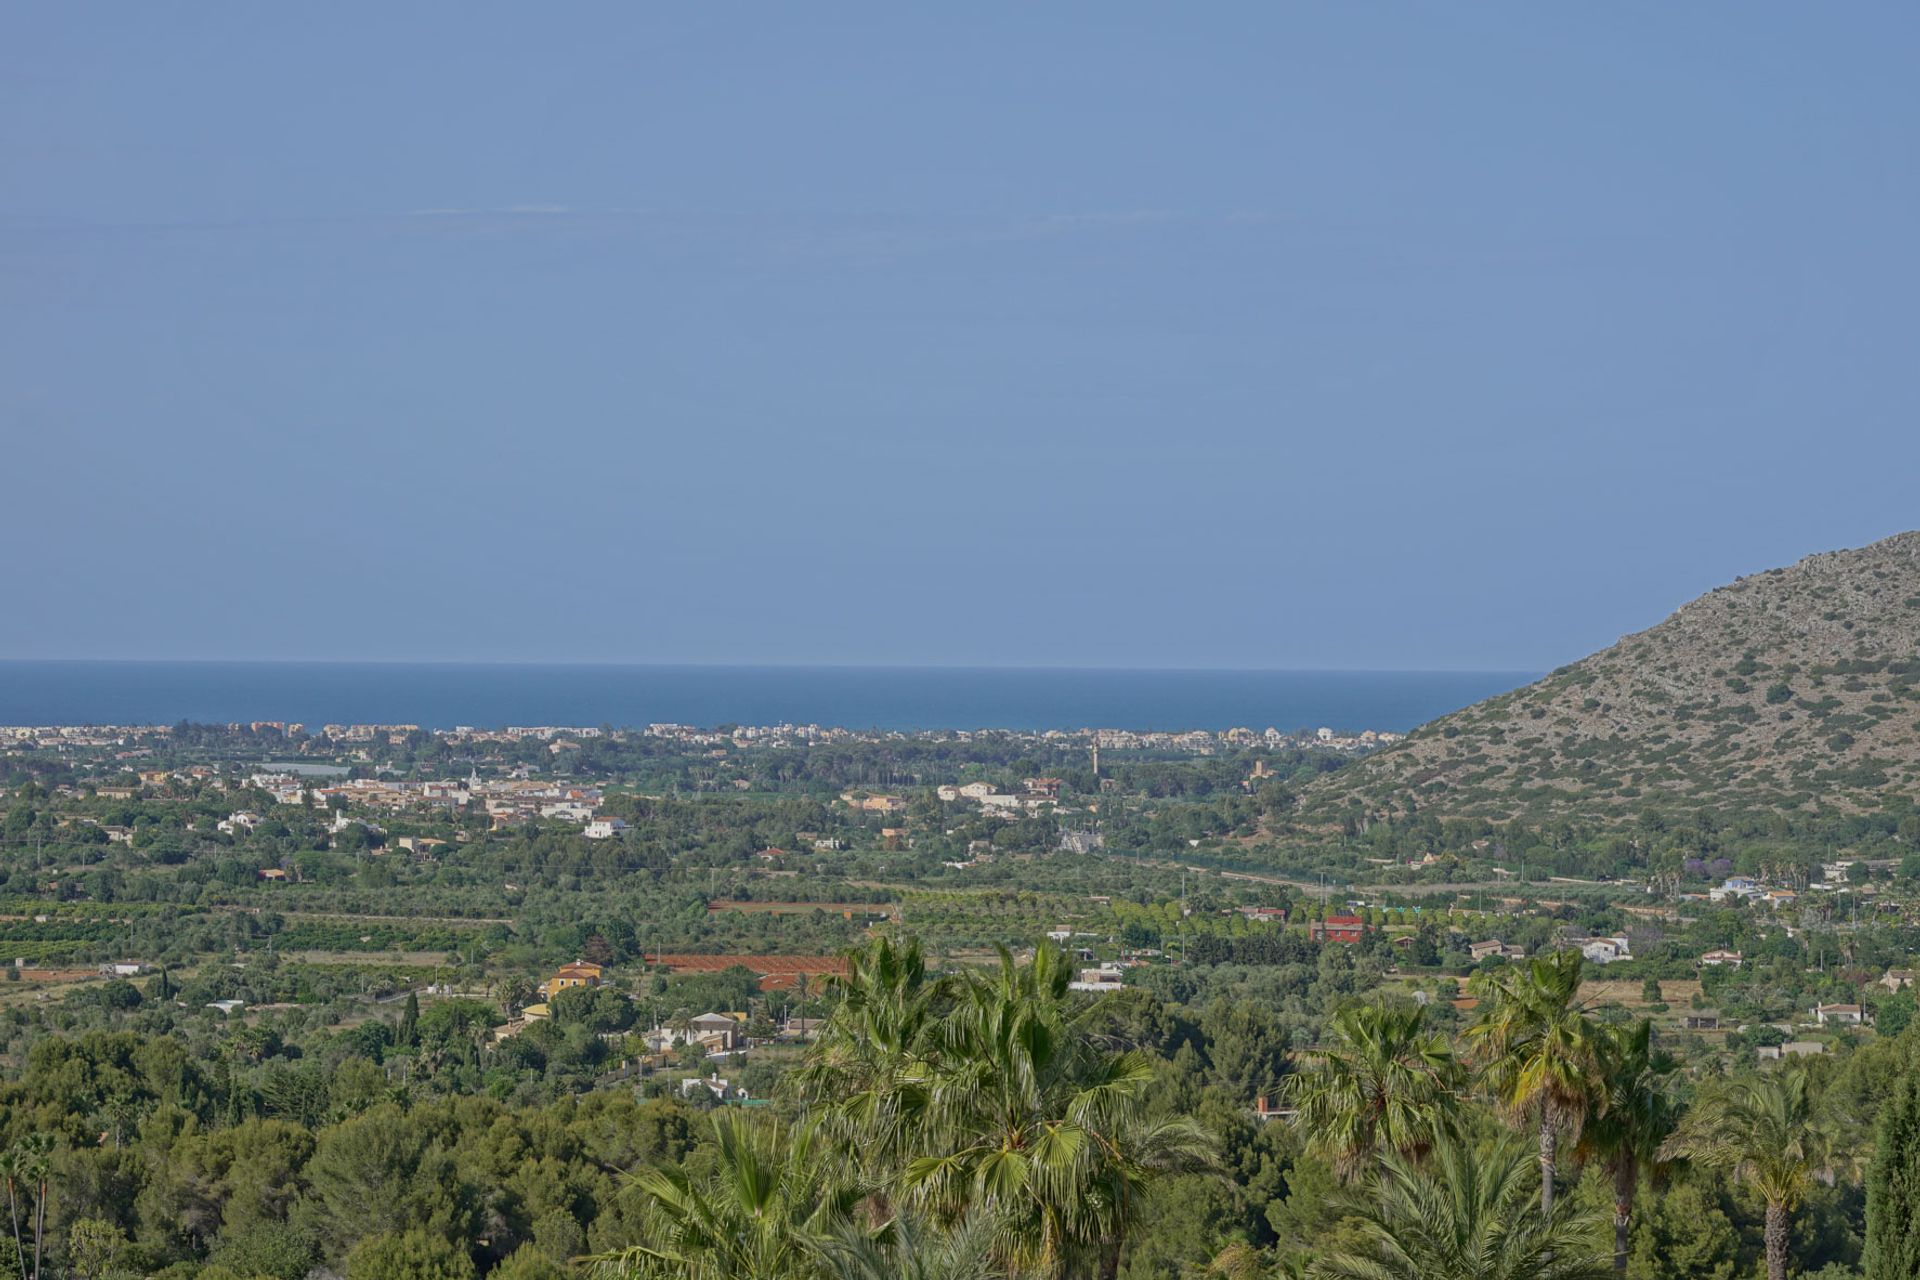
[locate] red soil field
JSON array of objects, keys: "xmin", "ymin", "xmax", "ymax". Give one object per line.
[{"xmin": 646, "ymin": 953, "xmax": 849, "ymax": 976}]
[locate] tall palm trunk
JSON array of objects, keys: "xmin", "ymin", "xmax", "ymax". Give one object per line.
[
  {"xmin": 31, "ymin": 1174, "xmax": 45, "ymax": 1280},
  {"xmin": 1764, "ymin": 1201, "xmax": 1788, "ymax": 1280},
  {"xmin": 1538, "ymin": 1120, "xmax": 1557, "ymax": 1219},
  {"xmin": 4, "ymin": 1176, "xmax": 22, "ymax": 1280},
  {"xmin": 1612, "ymin": 1162, "xmax": 1635, "ymax": 1272},
  {"xmin": 1100, "ymin": 1176, "xmax": 1134, "ymax": 1280},
  {"xmin": 861, "ymin": 1188, "xmax": 892, "ymax": 1231}
]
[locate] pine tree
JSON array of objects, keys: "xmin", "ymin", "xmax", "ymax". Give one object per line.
[{"xmin": 1865, "ymin": 1071, "xmax": 1920, "ymax": 1280}]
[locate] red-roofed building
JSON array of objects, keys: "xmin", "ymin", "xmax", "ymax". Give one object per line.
[
  {"xmin": 1309, "ymin": 914, "xmax": 1367, "ymax": 945},
  {"xmin": 539, "ymin": 961, "xmax": 604, "ymax": 998}
]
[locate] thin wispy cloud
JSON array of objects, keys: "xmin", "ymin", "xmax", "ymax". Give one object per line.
[
  {"xmin": 0, "ymin": 204, "xmax": 1282, "ymax": 266},
  {"xmin": 401, "ymin": 204, "xmax": 573, "ymax": 217},
  {"xmin": 1037, "ymin": 209, "xmax": 1178, "ymax": 227}
]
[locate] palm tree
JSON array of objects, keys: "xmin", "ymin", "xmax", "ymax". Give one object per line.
[
  {"xmin": 819, "ymin": 1211, "xmax": 1004, "ymax": 1280},
  {"xmin": 1080, "ymin": 1088, "xmax": 1221, "ymax": 1280},
  {"xmin": 1572, "ymin": 1021, "xmax": 1680, "ymax": 1273},
  {"xmin": 11, "ymin": 1134, "xmax": 52, "ymax": 1280},
  {"xmin": 493, "ymin": 975, "xmax": 534, "ymax": 1019},
  {"xmin": 1310, "ymin": 1137, "xmax": 1612, "ymax": 1280},
  {"xmin": 582, "ymin": 1112, "xmax": 860, "ymax": 1280},
  {"xmin": 1661, "ymin": 1070, "xmax": 1832, "ymax": 1280},
  {"xmin": 0, "ymin": 1143, "xmax": 29, "ymax": 1280},
  {"xmin": 793, "ymin": 936, "xmax": 949, "ymax": 1191},
  {"xmin": 1464, "ymin": 951, "xmax": 1601, "ymax": 1220},
  {"xmin": 1285, "ymin": 1002, "xmax": 1461, "ymax": 1180},
  {"xmin": 1204, "ymin": 1243, "xmax": 1269, "ymax": 1280},
  {"xmin": 98, "ymin": 1090, "xmax": 143, "ymax": 1150},
  {"xmin": 902, "ymin": 942, "xmax": 1217, "ymax": 1279}
]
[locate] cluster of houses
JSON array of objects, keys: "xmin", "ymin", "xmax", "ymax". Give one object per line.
[
  {"xmin": 1067, "ymin": 726, "xmax": 1402, "ymax": 756},
  {"xmin": 1703, "ymin": 876, "xmax": 1800, "ymax": 909},
  {"xmin": 1678, "ymin": 967, "xmax": 1917, "ymax": 1064},
  {"xmin": 242, "ymin": 771, "xmax": 611, "ymax": 827},
  {"xmin": 1, "ymin": 725, "xmax": 158, "ymax": 748},
  {"xmin": 8, "ymin": 721, "xmax": 1416, "ymax": 796},
  {"xmin": 10, "ymin": 719, "xmax": 1392, "ymax": 762},
  {"xmin": 839, "ymin": 791, "xmax": 909, "ymax": 816},
  {"xmin": 934, "ymin": 777, "xmax": 1065, "ymax": 813},
  {"xmin": 16, "ymin": 767, "xmax": 220, "ymax": 803},
  {"xmin": 1736, "ymin": 1000, "xmax": 1886, "ymax": 1062},
  {"xmin": 493, "ymin": 961, "xmax": 824, "ymax": 1070},
  {"xmin": 211, "ymin": 771, "xmax": 636, "ymax": 848},
  {"xmin": 436, "ymin": 724, "xmax": 608, "ymax": 745},
  {"xmin": 1308, "ymin": 726, "xmax": 1406, "ymax": 751}
]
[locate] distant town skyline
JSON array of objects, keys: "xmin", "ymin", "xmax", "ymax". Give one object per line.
[{"xmin": 4, "ymin": 6, "xmax": 1918, "ymax": 669}]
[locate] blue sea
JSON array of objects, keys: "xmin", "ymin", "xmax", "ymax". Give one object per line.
[{"xmin": 0, "ymin": 661, "xmax": 1532, "ymax": 734}]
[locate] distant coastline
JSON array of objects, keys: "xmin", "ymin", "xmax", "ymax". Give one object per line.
[{"xmin": 0, "ymin": 660, "xmax": 1533, "ymax": 735}]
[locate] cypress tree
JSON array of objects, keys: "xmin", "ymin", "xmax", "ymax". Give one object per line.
[
  {"xmin": 222, "ymin": 1061, "xmax": 250, "ymax": 1128},
  {"xmin": 1865, "ymin": 1070, "xmax": 1920, "ymax": 1280},
  {"xmin": 397, "ymin": 991, "xmax": 420, "ymax": 1048}
]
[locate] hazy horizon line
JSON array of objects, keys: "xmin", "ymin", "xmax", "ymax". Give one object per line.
[{"xmin": 0, "ymin": 656, "xmax": 1542, "ymax": 677}]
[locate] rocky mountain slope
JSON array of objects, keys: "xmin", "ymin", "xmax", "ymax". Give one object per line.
[{"xmin": 1303, "ymin": 532, "xmax": 1920, "ymax": 822}]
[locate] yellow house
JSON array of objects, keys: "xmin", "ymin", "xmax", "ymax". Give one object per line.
[{"xmin": 538, "ymin": 961, "xmax": 604, "ymax": 999}]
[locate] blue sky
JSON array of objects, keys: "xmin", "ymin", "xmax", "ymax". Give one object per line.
[{"xmin": 3, "ymin": 5, "xmax": 1917, "ymax": 669}]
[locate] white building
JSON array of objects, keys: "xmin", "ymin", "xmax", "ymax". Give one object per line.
[
  {"xmin": 217, "ymin": 811, "xmax": 261, "ymax": 835},
  {"xmin": 680, "ymin": 1074, "xmax": 749, "ymax": 1102},
  {"xmin": 1710, "ymin": 877, "xmax": 1762, "ymax": 903},
  {"xmin": 1068, "ymin": 967, "xmax": 1126, "ymax": 993},
  {"xmin": 1573, "ymin": 936, "xmax": 1631, "ymax": 965}
]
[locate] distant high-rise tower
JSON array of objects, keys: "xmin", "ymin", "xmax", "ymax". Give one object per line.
[{"xmin": 1091, "ymin": 742, "xmax": 1100, "ymax": 777}]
